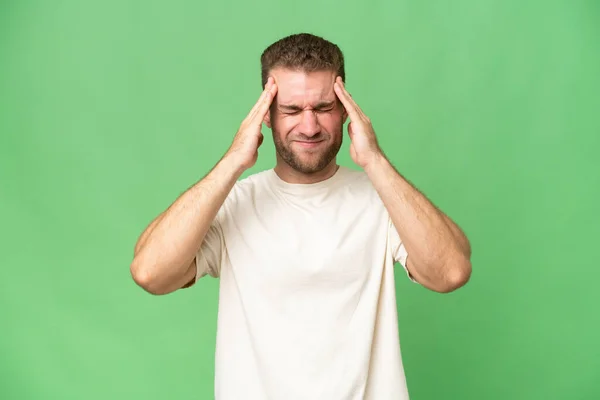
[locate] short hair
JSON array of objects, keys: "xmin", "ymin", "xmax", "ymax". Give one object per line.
[{"xmin": 260, "ymin": 33, "xmax": 345, "ymax": 88}]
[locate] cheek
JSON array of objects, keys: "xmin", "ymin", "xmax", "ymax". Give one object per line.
[
  {"xmin": 274, "ymin": 115, "xmax": 300, "ymax": 132},
  {"xmin": 272, "ymin": 117, "xmax": 296, "ymax": 142},
  {"xmin": 318, "ymin": 113, "xmax": 344, "ymax": 131}
]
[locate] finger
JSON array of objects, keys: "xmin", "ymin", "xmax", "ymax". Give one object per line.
[
  {"xmin": 333, "ymin": 78, "xmax": 362, "ymax": 122},
  {"xmin": 336, "ymin": 77, "xmax": 371, "ymax": 122},
  {"xmin": 249, "ymin": 81, "xmax": 277, "ymax": 126},
  {"xmin": 245, "ymin": 78, "xmax": 274, "ymax": 121},
  {"xmin": 337, "ymin": 77, "xmax": 369, "ymax": 120},
  {"xmin": 246, "ymin": 79, "xmax": 275, "ymax": 123}
]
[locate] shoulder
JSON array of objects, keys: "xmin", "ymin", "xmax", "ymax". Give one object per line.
[
  {"xmin": 220, "ymin": 169, "xmax": 274, "ymax": 209},
  {"xmin": 231, "ymin": 169, "xmax": 273, "ymax": 194},
  {"xmin": 214, "ymin": 169, "xmax": 277, "ymax": 227},
  {"xmin": 338, "ymin": 167, "xmax": 388, "ymax": 212},
  {"xmin": 338, "ymin": 166, "xmax": 378, "ymax": 193},
  {"xmin": 339, "ymin": 166, "xmax": 370, "ymax": 184}
]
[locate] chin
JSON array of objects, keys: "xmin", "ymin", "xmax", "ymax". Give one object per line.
[
  {"xmin": 290, "ymin": 155, "xmax": 336, "ymax": 174},
  {"xmin": 275, "ymin": 139, "xmax": 341, "ymax": 175},
  {"xmin": 292, "ymin": 165, "xmax": 325, "ymax": 174}
]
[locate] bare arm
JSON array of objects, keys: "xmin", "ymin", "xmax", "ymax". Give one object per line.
[
  {"xmin": 130, "ymin": 78, "xmax": 278, "ymax": 295},
  {"xmin": 365, "ymin": 155, "xmax": 472, "ymax": 293},
  {"xmin": 333, "ymin": 77, "xmax": 471, "ymax": 293},
  {"xmin": 130, "ymin": 157, "xmax": 245, "ymax": 295}
]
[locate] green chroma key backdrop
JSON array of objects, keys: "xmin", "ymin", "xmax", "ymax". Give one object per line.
[{"xmin": 1, "ymin": 0, "xmax": 598, "ymax": 399}]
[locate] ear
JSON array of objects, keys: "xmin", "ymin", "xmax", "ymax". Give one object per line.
[{"xmin": 264, "ymin": 110, "xmax": 272, "ymax": 128}]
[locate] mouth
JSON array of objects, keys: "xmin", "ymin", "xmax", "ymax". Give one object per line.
[{"xmin": 293, "ymin": 140, "xmax": 324, "ymax": 149}]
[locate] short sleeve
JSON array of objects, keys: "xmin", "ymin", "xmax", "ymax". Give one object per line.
[
  {"xmin": 195, "ymin": 217, "xmax": 225, "ymax": 280},
  {"xmin": 388, "ymin": 218, "xmax": 417, "ymax": 283}
]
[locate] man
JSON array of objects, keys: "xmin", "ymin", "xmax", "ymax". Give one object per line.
[{"xmin": 130, "ymin": 33, "xmax": 472, "ymax": 400}]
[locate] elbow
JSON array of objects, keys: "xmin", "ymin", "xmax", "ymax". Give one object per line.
[
  {"xmin": 437, "ymin": 256, "xmax": 472, "ymax": 293},
  {"xmin": 130, "ymin": 258, "xmax": 169, "ymax": 295}
]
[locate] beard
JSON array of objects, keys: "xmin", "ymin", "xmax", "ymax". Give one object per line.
[{"xmin": 272, "ymin": 124, "xmax": 343, "ymax": 174}]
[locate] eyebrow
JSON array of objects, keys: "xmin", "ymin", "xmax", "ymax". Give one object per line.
[{"xmin": 278, "ymin": 101, "xmax": 336, "ymax": 111}]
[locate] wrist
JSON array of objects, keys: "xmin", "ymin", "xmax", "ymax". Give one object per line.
[
  {"xmin": 362, "ymin": 150, "xmax": 387, "ymax": 174},
  {"xmin": 217, "ymin": 153, "xmax": 248, "ymax": 179}
]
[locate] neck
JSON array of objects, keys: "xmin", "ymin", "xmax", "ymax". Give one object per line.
[{"xmin": 273, "ymin": 159, "xmax": 339, "ymax": 184}]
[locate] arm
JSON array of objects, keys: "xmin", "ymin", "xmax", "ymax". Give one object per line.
[
  {"xmin": 364, "ymin": 155, "xmax": 472, "ymax": 293},
  {"xmin": 333, "ymin": 77, "xmax": 471, "ymax": 293},
  {"xmin": 130, "ymin": 78, "xmax": 278, "ymax": 295},
  {"xmin": 130, "ymin": 157, "xmax": 245, "ymax": 295}
]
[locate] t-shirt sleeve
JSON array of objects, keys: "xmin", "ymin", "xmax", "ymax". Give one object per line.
[
  {"xmin": 388, "ymin": 218, "xmax": 417, "ymax": 283},
  {"xmin": 195, "ymin": 216, "xmax": 225, "ymax": 280}
]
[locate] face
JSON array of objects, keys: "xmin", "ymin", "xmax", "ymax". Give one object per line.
[{"xmin": 264, "ymin": 68, "xmax": 347, "ymax": 175}]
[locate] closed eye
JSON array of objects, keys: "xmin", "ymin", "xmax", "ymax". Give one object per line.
[
  {"xmin": 279, "ymin": 101, "xmax": 336, "ymax": 115},
  {"xmin": 281, "ymin": 108, "xmax": 334, "ymax": 115},
  {"xmin": 315, "ymin": 108, "xmax": 334, "ymax": 113}
]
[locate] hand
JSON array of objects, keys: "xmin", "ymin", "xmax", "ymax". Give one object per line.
[
  {"xmin": 333, "ymin": 77, "xmax": 383, "ymax": 169},
  {"xmin": 225, "ymin": 77, "xmax": 278, "ymax": 171}
]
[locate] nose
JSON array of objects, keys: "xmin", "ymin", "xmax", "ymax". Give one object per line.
[{"xmin": 298, "ymin": 110, "xmax": 321, "ymax": 137}]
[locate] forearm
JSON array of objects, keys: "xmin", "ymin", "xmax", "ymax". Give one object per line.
[
  {"xmin": 130, "ymin": 155, "xmax": 244, "ymax": 294},
  {"xmin": 364, "ymin": 154, "xmax": 471, "ymax": 292}
]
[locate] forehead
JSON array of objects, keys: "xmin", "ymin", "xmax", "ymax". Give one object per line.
[{"xmin": 271, "ymin": 68, "xmax": 337, "ymax": 106}]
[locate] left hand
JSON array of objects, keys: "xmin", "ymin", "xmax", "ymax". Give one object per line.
[{"xmin": 333, "ymin": 76, "xmax": 383, "ymax": 168}]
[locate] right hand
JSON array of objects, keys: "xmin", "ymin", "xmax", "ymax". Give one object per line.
[{"xmin": 226, "ymin": 77, "xmax": 278, "ymax": 171}]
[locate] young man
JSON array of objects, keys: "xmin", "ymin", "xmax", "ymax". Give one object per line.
[{"xmin": 130, "ymin": 33, "xmax": 472, "ymax": 400}]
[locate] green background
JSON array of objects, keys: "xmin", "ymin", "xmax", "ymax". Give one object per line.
[{"xmin": 1, "ymin": 0, "xmax": 599, "ymax": 399}]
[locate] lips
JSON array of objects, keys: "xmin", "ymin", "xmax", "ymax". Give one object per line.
[{"xmin": 294, "ymin": 140, "xmax": 324, "ymax": 148}]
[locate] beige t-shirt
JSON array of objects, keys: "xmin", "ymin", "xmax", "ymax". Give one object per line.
[{"xmin": 195, "ymin": 165, "xmax": 414, "ymax": 400}]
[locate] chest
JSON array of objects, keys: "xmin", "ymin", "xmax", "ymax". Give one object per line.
[{"xmin": 221, "ymin": 199, "xmax": 390, "ymax": 292}]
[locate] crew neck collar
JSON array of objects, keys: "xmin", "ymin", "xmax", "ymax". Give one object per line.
[{"xmin": 268, "ymin": 165, "xmax": 348, "ymax": 195}]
